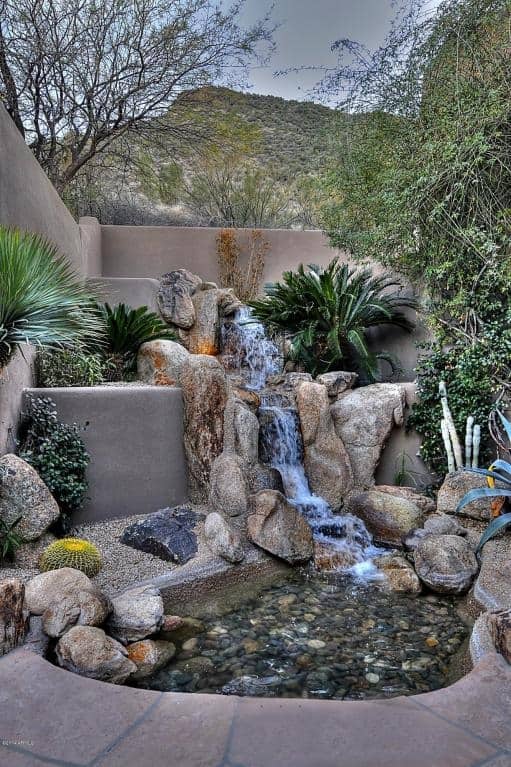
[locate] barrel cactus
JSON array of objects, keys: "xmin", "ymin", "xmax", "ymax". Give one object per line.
[{"xmin": 39, "ymin": 538, "xmax": 102, "ymax": 577}]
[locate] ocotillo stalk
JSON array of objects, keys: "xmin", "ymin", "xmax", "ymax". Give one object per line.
[
  {"xmin": 439, "ymin": 381, "xmax": 463, "ymax": 470},
  {"xmin": 441, "ymin": 418, "xmax": 456, "ymax": 473},
  {"xmin": 465, "ymin": 416, "xmax": 474, "ymax": 468},
  {"xmin": 472, "ymin": 424, "xmax": 481, "ymax": 468}
]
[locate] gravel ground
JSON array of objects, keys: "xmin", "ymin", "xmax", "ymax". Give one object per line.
[{"xmin": 0, "ymin": 505, "xmax": 213, "ymax": 596}]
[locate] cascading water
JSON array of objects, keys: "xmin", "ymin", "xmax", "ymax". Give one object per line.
[
  {"xmin": 258, "ymin": 398, "xmax": 382, "ymax": 577},
  {"xmin": 220, "ymin": 306, "xmax": 282, "ymax": 390},
  {"xmin": 220, "ymin": 303, "xmax": 381, "ymax": 577}
]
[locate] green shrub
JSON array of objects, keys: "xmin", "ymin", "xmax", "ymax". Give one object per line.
[
  {"xmin": 0, "ymin": 226, "xmax": 104, "ymax": 368},
  {"xmin": 0, "ymin": 516, "xmax": 22, "ymax": 563},
  {"xmin": 36, "ymin": 348, "xmax": 111, "ymax": 387},
  {"xmin": 250, "ymin": 258, "xmax": 417, "ymax": 379},
  {"xmin": 19, "ymin": 396, "xmax": 89, "ymax": 526},
  {"xmin": 98, "ymin": 303, "xmax": 177, "ymax": 378}
]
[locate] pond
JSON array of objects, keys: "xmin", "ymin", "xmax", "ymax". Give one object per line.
[{"xmin": 134, "ymin": 572, "xmax": 469, "ymax": 700}]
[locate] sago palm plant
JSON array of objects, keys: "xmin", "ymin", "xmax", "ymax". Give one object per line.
[
  {"xmin": 0, "ymin": 227, "xmax": 103, "ymax": 368},
  {"xmin": 250, "ymin": 258, "xmax": 418, "ymax": 379}
]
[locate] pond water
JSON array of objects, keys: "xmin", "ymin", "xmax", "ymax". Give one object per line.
[{"xmin": 135, "ymin": 572, "xmax": 469, "ymax": 700}]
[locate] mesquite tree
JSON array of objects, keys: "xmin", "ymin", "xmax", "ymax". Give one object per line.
[{"xmin": 0, "ymin": 0, "xmax": 272, "ymax": 191}]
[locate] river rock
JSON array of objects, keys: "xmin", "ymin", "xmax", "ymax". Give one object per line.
[
  {"xmin": 313, "ymin": 541, "xmax": 358, "ymax": 571},
  {"xmin": 41, "ymin": 588, "xmax": 111, "ymax": 638},
  {"xmin": 403, "ymin": 513, "xmax": 468, "ymax": 551},
  {"xmin": 209, "ymin": 453, "xmax": 248, "ymax": 517},
  {"xmin": 127, "ymin": 639, "xmax": 176, "ymax": 680},
  {"xmin": 331, "ymin": 384, "xmax": 406, "ymax": 490},
  {"xmin": 181, "ymin": 355, "xmax": 230, "ymax": 502},
  {"xmin": 137, "ymin": 339, "xmax": 190, "ymax": 386},
  {"xmin": 107, "ymin": 584, "xmax": 164, "ymax": 644},
  {"xmin": 295, "ymin": 381, "xmax": 353, "ymax": 510},
  {"xmin": 0, "ymin": 579, "xmax": 27, "ymax": 656},
  {"xmin": 247, "ymin": 490, "xmax": 314, "ymax": 564},
  {"xmin": 350, "ymin": 488, "xmax": 424, "ymax": 547},
  {"xmin": 121, "ymin": 507, "xmax": 199, "ymax": 564},
  {"xmin": 437, "ymin": 470, "xmax": 492, "ymax": 520},
  {"xmin": 374, "ymin": 554, "xmax": 421, "ymax": 594},
  {"xmin": 24, "ymin": 567, "xmax": 95, "ymax": 615},
  {"xmin": 316, "ymin": 371, "xmax": 358, "ymax": 398},
  {"xmin": 56, "ymin": 626, "xmax": 136, "ymax": 684},
  {"xmin": 204, "ymin": 512, "xmax": 244, "ymax": 563},
  {"xmin": 0, "ymin": 454, "xmax": 60, "ymax": 542},
  {"xmin": 414, "ymin": 534, "xmax": 479, "ymax": 594},
  {"xmin": 159, "ymin": 616, "xmax": 205, "ymax": 643},
  {"xmin": 158, "ymin": 269, "xmax": 202, "ymax": 328}
]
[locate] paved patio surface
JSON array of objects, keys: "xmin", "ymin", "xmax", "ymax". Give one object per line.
[{"xmin": 0, "ymin": 649, "xmax": 510, "ymax": 767}]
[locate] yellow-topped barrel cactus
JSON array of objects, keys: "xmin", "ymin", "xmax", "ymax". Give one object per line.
[{"xmin": 39, "ymin": 538, "xmax": 102, "ymax": 577}]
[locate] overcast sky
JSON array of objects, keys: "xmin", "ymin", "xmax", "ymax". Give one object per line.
[{"xmin": 231, "ymin": 0, "xmax": 441, "ymax": 101}]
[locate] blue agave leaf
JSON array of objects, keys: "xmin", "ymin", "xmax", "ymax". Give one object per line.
[
  {"xmin": 456, "ymin": 487, "xmax": 511, "ymax": 514},
  {"xmin": 476, "ymin": 512, "xmax": 511, "ymax": 553},
  {"xmin": 487, "ymin": 459, "xmax": 511, "ymax": 478},
  {"xmin": 466, "ymin": 468, "xmax": 511, "ymax": 486},
  {"xmin": 497, "ymin": 410, "xmax": 511, "ymax": 444}
]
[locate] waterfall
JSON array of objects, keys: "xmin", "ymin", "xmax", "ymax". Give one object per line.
[
  {"xmin": 220, "ymin": 306, "xmax": 282, "ymax": 391},
  {"xmin": 259, "ymin": 398, "xmax": 381, "ymax": 576}
]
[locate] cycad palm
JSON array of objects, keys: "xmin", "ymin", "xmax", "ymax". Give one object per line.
[
  {"xmin": 250, "ymin": 258, "xmax": 418, "ymax": 379},
  {"xmin": 0, "ymin": 227, "xmax": 104, "ymax": 368}
]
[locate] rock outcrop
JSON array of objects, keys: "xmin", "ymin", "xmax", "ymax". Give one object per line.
[
  {"xmin": 0, "ymin": 454, "xmax": 60, "ymax": 541},
  {"xmin": 247, "ymin": 490, "xmax": 313, "ymax": 564},
  {"xmin": 137, "ymin": 339, "xmax": 190, "ymax": 386},
  {"xmin": 204, "ymin": 512, "xmax": 245, "ymax": 563},
  {"xmin": 414, "ymin": 534, "xmax": 479, "ymax": 594},
  {"xmin": 181, "ymin": 355, "xmax": 230, "ymax": 502},
  {"xmin": 56, "ymin": 626, "xmax": 136, "ymax": 684},
  {"xmin": 106, "ymin": 584, "xmax": 164, "ymax": 644},
  {"xmin": 331, "ymin": 383, "xmax": 406, "ymax": 490},
  {"xmin": 295, "ymin": 381, "xmax": 353, "ymax": 510},
  {"xmin": 350, "ymin": 488, "xmax": 425, "ymax": 547},
  {"xmin": 157, "ymin": 269, "xmax": 202, "ymax": 328}
]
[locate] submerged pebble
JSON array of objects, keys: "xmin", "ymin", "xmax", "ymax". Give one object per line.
[{"xmin": 132, "ymin": 572, "xmax": 468, "ymax": 701}]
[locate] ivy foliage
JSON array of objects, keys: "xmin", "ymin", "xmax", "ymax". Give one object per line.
[{"xmin": 19, "ymin": 397, "xmax": 89, "ymax": 523}]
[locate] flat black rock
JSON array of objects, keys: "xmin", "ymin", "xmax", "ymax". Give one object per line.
[{"xmin": 121, "ymin": 507, "xmax": 201, "ymax": 564}]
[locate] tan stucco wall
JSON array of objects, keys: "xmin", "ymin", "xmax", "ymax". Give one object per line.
[
  {"xmin": 0, "ymin": 105, "xmax": 83, "ymax": 274},
  {"xmin": 0, "ymin": 347, "xmax": 36, "ymax": 456}
]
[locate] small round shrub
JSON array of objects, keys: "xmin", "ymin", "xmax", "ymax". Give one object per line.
[{"xmin": 39, "ymin": 537, "xmax": 102, "ymax": 577}]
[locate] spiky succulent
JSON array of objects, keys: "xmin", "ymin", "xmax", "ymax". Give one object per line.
[
  {"xmin": 0, "ymin": 226, "xmax": 104, "ymax": 368},
  {"xmin": 39, "ymin": 538, "xmax": 102, "ymax": 577}
]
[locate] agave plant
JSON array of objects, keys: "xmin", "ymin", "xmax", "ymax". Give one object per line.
[
  {"xmin": 0, "ymin": 227, "xmax": 104, "ymax": 368},
  {"xmin": 456, "ymin": 410, "xmax": 511, "ymax": 553},
  {"xmin": 250, "ymin": 258, "xmax": 418, "ymax": 379},
  {"xmin": 98, "ymin": 303, "xmax": 177, "ymax": 377}
]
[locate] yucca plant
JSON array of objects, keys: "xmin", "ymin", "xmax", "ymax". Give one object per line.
[
  {"xmin": 0, "ymin": 227, "xmax": 104, "ymax": 368},
  {"xmin": 456, "ymin": 410, "xmax": 511, "ymax": 553},
  {"xmin": 250, "ymin": 258, "xmax": 418, "ymax": 379},
  {"xmin": 98, "ymin": 303, "xmax": 177, "ymax": 378}
]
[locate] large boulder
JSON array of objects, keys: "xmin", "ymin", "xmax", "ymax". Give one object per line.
[
  {"xmin": 247, "ymin": 490, "xmax": 314, "ymax": 564},
  {"xmin": 223, "ymin": 398, "xmax": 259, "ymax": 467},
  {"xmin": 106, "ymin": 584, "xmax": 164, "ymax": 644},
  {"xmin": 373, "ymin": 485, "xmax": 436, "ymax": 515},
  {"xmin": 121, "ymin": 507, "xmax": 199, "ymax": 564},
  {"xmin": 414, "ymin": 534, "xmax": 479, "ymax": 594},
  {"xmin": 204, "ymin": 512, "xmax": 244, "ymax": 563},
  {"xmin": 437, "ymin": 470, "xmax": 493, "ymax": 520},
  {"xmin": 374, "ymin": 554, "xmax": 421, "ymax": 594},
  {"xmin": 295, "ymin": 381, "xmax": 353, "ymax": 510},
  {"xmin": 187, "ymin": 289, "xmax": 240, "ymax": 355},
  {"xmin": 350, "ymin": 488, "xmax": 425, "ymax": 547},
  {"xmin": 157, "ymin": 269, "xmax": 202, "ymax": 328},
  {"xmin": 209, "ymin": 453, "xmax": 248, "ymax": 517},
  {"xmin": 404, "ymin": 513, "xmax": 468, "ymax": 552},
  {"xmin": 181, "ymin": 355, "xmax": 230, "ymax": 502},
  {"xmin": 56, "ymin": 626, "xmax": 136, "ymax": 684},
  {"xmin": 127, "ymin": 638, "xmax": 176, "ymax": 681},
  {"xmin": 331, "ymin": 384, "xmax": 406, "ymax": 490},
  {"xmin": 316, "ymin": 371, "xmax": 358, "ymax": 398},
  {"xmin": 137, "ymin": 339, "xmax": 190, "ymax": 386},
  {"xmin": 23, "ymin": 567, "xmax": 111, "ymax": 638},
  {"xmin": 0, "ymin": 454, "xmax": 60, "ymax": 542}
]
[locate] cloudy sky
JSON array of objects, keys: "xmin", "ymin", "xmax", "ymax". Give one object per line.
[{"xmin": 232, "ymin": 0, "xmax": 441, "ymax": 101}]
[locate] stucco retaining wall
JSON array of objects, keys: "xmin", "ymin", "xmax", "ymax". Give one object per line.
[
  {"xmin": 23, "ymin": 385, "xmax": 188, "ymax": 522},
  {"xmin": 87, "ymin": 276, "xmax": 160, "ymax": 313},
  {"xmin": 0, "ymin": 347, "xmax": 36, "ymax": 456}
]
